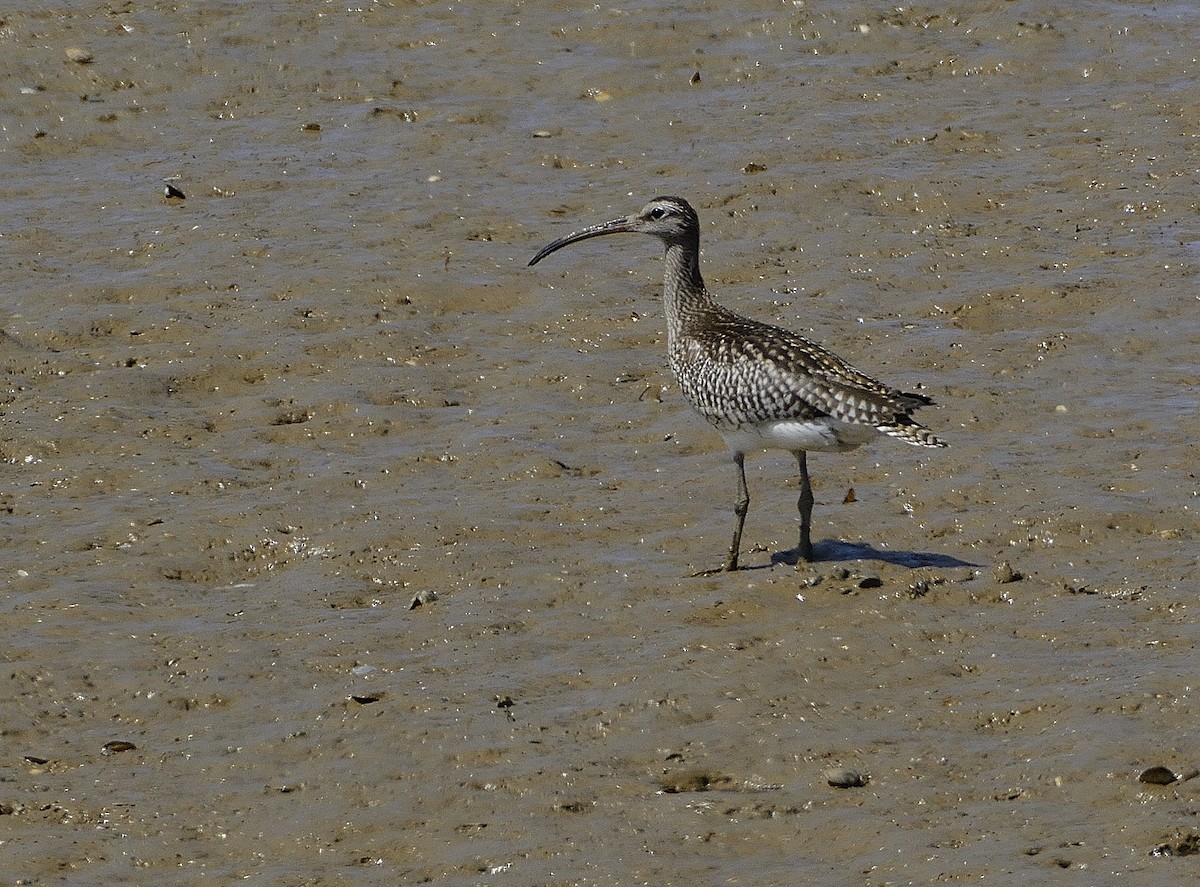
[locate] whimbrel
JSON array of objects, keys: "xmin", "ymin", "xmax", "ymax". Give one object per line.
[{"xmin": 529, "ymin": 196, "xmax": 946, "ymax": 571}]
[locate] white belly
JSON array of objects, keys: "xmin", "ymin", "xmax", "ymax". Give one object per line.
[{"xmin": 718, "ymin": 417, "xmax": 878, "ymax": 455}]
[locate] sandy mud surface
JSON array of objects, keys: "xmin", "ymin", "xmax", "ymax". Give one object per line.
[{"xmin": 2, "ymin": 2, "xmax": 1199, "ymax": 884}]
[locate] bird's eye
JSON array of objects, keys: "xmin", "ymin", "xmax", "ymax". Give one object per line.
[{"xmin": 647, "ymin": 207, "xmax": 667, "ymax": 220}]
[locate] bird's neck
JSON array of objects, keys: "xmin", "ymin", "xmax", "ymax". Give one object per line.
[{"xmin": 661, "ymin": 240, "xmax": 711, "ymax": 337}]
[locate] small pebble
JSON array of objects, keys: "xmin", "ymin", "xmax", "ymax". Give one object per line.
[
  {"xmin": 101, "ymin": 740, "xmax": 136, "ymax": 755},
  {"xmin": 825, "ymin": 767, "xmax": 866, "ymax": 788},
  {"xmin": 65, "ymin": 47, "xmax": 94, "ymax": 64},
  {"xmin": 410, "ymin": 589, "xmax": 438, "ymax": 609},
  {"xmin": 994, "ymin": 561, "xmax": 1022, "ymax": 583},
  {"xmin": 1139, "ymin": 766, "xmax": 1178, "ymax": 786}
]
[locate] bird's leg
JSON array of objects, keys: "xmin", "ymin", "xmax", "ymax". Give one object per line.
[
  {"xmin": 724, "ymin": 451, "xmax": 750, "ymax": 571},
  {"xmin": 796, "ymin": 450, "xmax": 815, "ymax": 561}
]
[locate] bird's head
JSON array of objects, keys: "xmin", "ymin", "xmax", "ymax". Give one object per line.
[{"xmin": 528, "ymin": 196, "xmax": 699, "ymax": 266}]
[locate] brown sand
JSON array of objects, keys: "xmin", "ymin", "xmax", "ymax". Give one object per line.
[{"xmin": 2, "ymin": 2, "xmax": 1198, "ymax": 884}]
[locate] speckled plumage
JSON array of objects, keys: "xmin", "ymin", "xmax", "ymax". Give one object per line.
[
  {"xmin": 668, "ymin": 301, "xmax": 943, "ymax": 449},
  {"xmin": 530, "ymin": 196, "xmax": 945, "ymax": 570}
]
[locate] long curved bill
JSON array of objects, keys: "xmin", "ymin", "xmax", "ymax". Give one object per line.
[{"xmin": 528, "ymin": 214, "xmax": 635, "ymax": 266}]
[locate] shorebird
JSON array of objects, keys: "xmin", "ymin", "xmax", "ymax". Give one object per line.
[{"xmin": 529, "ymin": 196, "xmax": 946, "ymax": 571}]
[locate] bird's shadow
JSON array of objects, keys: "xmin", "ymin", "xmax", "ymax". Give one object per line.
[{"xmin": 770, "ymin": 540, "xmax": 980, "ymax": 570}]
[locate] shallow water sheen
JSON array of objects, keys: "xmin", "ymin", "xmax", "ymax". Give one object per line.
[{"xmin": 2, "ymin": 2, "xmax": 1198, "ymax": 884}]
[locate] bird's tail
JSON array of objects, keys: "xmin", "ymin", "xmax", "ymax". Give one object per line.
[{"xmin": 879, "ymin": 417, "xmax": 947, "ymax": 448}]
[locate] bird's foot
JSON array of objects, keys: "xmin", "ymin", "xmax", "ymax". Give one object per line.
[
  {"xmin": 690, "ymin": 561, "xmax": 738, "ymax": 577},
  {"xmin": 689, "ymin": 552, "xmax": 740, "ymax": 577}
]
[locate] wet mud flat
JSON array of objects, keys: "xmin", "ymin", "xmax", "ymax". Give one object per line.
[{"xmin": 3, "ymin": 2, "xmax": 1200, "ymax": 885}]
